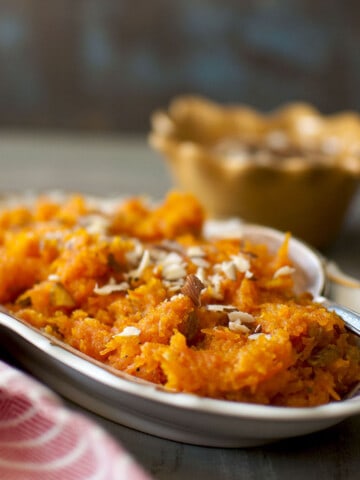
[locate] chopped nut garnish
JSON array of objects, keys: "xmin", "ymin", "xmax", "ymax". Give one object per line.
[
  {"xmin": 48, "ymin": 274, "xmax": 61, "ymax": 282},
  {"xmin": 206, "ymin": 304, "xmax": 237, "ymax": 312},
  {"xmin": 50, "ymin": 284, "xmax": 75, "ymax": 308},
  {"xmin": 208, "ymin": 273, "xmax": 224, "ymax": 299},
  {"xmin": 273, "ymin": 265, "xmax": 296, "ymax": 279},
  {"xmin": 231, "ymin": 254, "xmax": 250, "ymax": 273},
  {"xmin": 162, "ymin": 263, "xmax": 187, "ymax": 281},
  {"xmin": 195, "ymin": 267, "xmax": 207, "ymax": 284},
  {"xmin": 228, "ymin": 320, "xmax": 250, "ymax": 333},
  {"xmin": 16, "ymin": 295, "xmax": 32, "ymax": 308},
  {"xmin": 254, "ymin": 324, "xmax": 262, "ymax": 334},
  {"xmin": 248, "ymin": 333, "xmax": 271, "ymax": 340},
  {"xmin": 191, "ymin": 257, "xmax": 210, "ymax": 268},
  {"xmin": 79, "ymin": 214, "xmax": 110, "ymax": 235},
  {"xmin": 186, "ymin": 246, "xmax": 206, "ymax": 257},
  {"xmin": 125, "ymin": 240, "xmax": 144, "ymax": 265},
  {"xmin": 156, "ymin": 240, "xmax": 184, "ymax": 254},
  {"xmin": 181, "ymin": 274, "xmax": 205, "ymax": 307},
  {"xmin": 180, "ymin": 310, "xmax": 199, "ymax": 343},
  {"xmin": 228, "ymin": 311, "xmax": 255, "ymax": 324},
  {"xmin": 94, "ymin": 281, "xmax": 129, "ymax": 295},
  {"xmin": 215, "ymin": 261, "xmax": 237, "ymax": 280},
  {"xmin": 131, "ymin": 249, "xmax": 151, "ymax": 279},
  {"xmin": 116, "ymin": 326, "xmax": 141, "ymax": 337}
]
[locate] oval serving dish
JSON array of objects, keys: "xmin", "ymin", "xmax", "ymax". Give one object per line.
[
  {"xmin": 150, "ymin": 96, "xmax": 360, "ymax": 248},
  {"xmin": 1, "ymin": 218, "xmax": 360, "ymax": 448}
]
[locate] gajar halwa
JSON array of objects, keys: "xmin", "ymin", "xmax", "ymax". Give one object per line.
[{"xmin": 1, "ymin": 191, "xmax": 359, "ymax": 406}]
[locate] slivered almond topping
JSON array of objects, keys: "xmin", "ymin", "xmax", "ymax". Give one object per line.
[
  {"xmin": 204, "ymin": 218, "xmax": 244, "ymax": 239},
  {"xmin": 162, "ymin": 252, "xmax": 183, "ymax": 266},
  {"xmin": 206, "ymin": 304, "xmax": 238, "ymax": 312},
  {"xmin": 160, "ymin": 251, "xmax": 187, "ymax": 281},
  {"xmin": 149, "ymin": 248, "xmax": 167, "ymax": 262},
  {"xmin": 162, "ymin": 263, "xmax": 187, "ymax": 281},
  {"xmin": 248, "ymin": 333, "xmax": 262, "ymax": 340},
  {"xmin": 169, "ymin": 293, "xmax": 185, "ymax": 301},
  {"xmin": 157, "ymin": 240, "xmax": 184, "ymax": 254},
  {"xmin": 231, "ymin": 254, "xmax": 250, "ymax": 273},
  {"xmin": 191, "ymin": 257, "xmax": 210, "ymax": 268},
  {"xmin": 166, "ymin": 280, "xmax": 185, "ymax": 292},
  {"xmin": 227, "ymin": 311, "xmax": 255, "ymax": 324},
  {"xmin": 186, "ymin": 246, "xmax": 206, "ymax": 257},
  {"xmin": 116, "ymin": 326, "xmax": 141, "ymax": 337},
  {"xmin": 48, "ymin": 274, "xmax": 61, "ymax": 282},
  {"xmin": 228, "ymin": 320, "xmax": 250, "ymax": 333},
  {"xmin": 215, "ymin": 261, "xmax": 237, "ymax": 280},
  {"xmin": 79, "ymin": 214, "xmax": 110, "ymax": 235},
  {"xmin": 125, "ymin": 240, "xmax": 144, "ymax": 264},
  {"xmin": 273, "ymin": 265, "xmax": 295, "ymax": 279},
  {"xmin": 133, "ymin": 249, "xmax": 151, "ymax": 277},
  {"xmin": 195, "ymin": 267, "xmax": 207, "ymax": 284},
  {"xmin": 254, "ymin": 324, "xmax": 262, "ymax": 334},
  {"xmin": 248, "ymin": 333, "xmax": 272, "ymax": 340},
  {"xmin": 181, "ymin": 274, "xmax": 205, "ymax": 307},
  {"xmin": 208, "ymin": 273, "xmax": 224, "ymax": 300},
  {"xmin": 94, "ymin": 281, "xmax": 129, "ymax": 295},
  {"xmin": 151, "ymin": 240, "xmax": 183, "ymax": 262}
]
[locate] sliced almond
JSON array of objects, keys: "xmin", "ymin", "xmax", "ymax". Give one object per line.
[
  {"xmin": 227, "ymin": 311, "xmax": 255, "ymax": 324},
  {"xmin": 116, "ymin": 326, "xmax": 141, "ymax": 337},
  {"xmin": 181, "ymin": 274, "xmax": 205, "ymax": 307},
  {"xmin": 273, "ymin": 265, "xmax": 295, "ymax": 279},
  {"xmin": 228, "ymin": 320, "xmax": 250, "ymax": 333}
]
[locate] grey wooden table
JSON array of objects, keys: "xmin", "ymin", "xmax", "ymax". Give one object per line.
[{"xmin": 0, "ymin": 132, "xmax": 359, "ymax": 479}]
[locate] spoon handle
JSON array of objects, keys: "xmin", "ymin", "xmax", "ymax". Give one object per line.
[
  {"xmin": 324, "ymin": 262, "xmax": 360, "ymax": 312},
  {"xmin": 317, "ymin": 297, "xmax": 360, "ymax": 336}
]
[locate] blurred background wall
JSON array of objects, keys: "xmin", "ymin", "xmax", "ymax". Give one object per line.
[{"xmin": 0, "ymin": 0, "xmax": 358, "ymax": 132}]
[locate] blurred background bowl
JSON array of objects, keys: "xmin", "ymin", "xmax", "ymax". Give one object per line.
[{"xmin": 150, "ymin": 95, "xmax": 360, "ymax": 249}]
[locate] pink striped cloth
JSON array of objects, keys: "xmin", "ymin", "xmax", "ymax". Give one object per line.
[{"xmin": 0, "ymin": 360, "xmax": 152, "ymax": 480}]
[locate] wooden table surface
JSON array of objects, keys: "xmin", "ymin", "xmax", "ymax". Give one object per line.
[{"xmin": 0, "ymin": 132, "xmax": 359, "ymax": 479}]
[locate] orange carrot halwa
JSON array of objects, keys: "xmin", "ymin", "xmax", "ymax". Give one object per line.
[{"xmin": 1, "ymin": 191, "xmax": 359, "ymax": 406}]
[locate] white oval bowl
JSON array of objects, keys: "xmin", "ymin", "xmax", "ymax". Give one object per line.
[{"xmin": 0, "ymin": 221, "xmax": 359, "ymax": 447}]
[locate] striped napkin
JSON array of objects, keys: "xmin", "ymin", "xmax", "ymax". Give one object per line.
[{"xmin": 0, "ymin": 360, "xmax": 152, "ymax": 480}]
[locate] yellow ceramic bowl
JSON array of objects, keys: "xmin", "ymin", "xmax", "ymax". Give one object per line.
[{"xmin": 149, "ymin": 96, "xmax": 360, "ymax": 248}]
